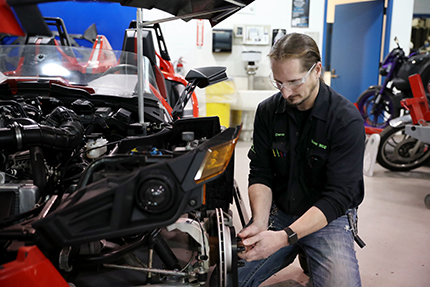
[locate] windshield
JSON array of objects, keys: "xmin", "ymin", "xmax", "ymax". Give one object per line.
[{"xmin": 0, "ymin": 45, "xmax": 159, "ymax": 98}]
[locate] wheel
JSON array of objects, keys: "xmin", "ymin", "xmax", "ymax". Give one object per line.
[
  {"xmin": 102, "ymin": 64, "xmax": 138, "ymax": 76},
  {"xmin": 356, "ymin": 87, "xmax": 399, "ymax": 128},
  {"xmin": 376, "ymin": 125, "xmax": 430, "ymax": 171}
]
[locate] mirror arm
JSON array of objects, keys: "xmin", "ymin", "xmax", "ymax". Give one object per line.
[{"xmin": 171, "ymin": 79, "xmax": 199, "ymax": 120}]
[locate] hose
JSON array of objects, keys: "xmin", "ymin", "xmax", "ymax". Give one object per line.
[{"xmin": 0, "ymin": 107, "xmax": 84, "ymax": 151}]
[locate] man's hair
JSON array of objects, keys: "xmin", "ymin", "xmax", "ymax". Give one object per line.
[{"xmin": 268, "ymin": 33, "xmax": 323, "ymax": 81}]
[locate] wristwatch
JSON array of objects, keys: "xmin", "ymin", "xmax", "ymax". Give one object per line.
[{"xmin": 284, "ymin": 227, "xmax": 298, "ymax": 245}]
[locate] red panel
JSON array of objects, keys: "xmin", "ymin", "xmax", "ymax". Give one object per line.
[
  {"xmin": 401, "ymin": 74, "xmax": 430, "ymax": 124},
  {"xmin": 0, "ymin": 246, "xmax": 69, "ymax": 287},
  {"xmin": 364, "ymin": 126, "xmax": 383, "ymax": 135},
  {"xmin": 0, "ymin": 0, "xmax": 25, "ymax": 36}
]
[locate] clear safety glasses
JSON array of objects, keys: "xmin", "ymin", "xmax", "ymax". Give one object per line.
[{"xmin": 269, "ymin": 62, "xmax": 317, "ymax": 91}]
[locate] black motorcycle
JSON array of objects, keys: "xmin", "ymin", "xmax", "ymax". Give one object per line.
[{"xmin": 356, "ymin": 37, "xmax": 430, "ymax": 128}]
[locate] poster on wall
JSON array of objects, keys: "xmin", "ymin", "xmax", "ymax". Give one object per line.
[{"xmin": 291, "ymin": 0, "xmax": 310, "ymax": 28}]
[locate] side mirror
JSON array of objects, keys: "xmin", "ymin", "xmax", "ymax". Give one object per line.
[
  {"xmin": 394, "ymin": 37, "xmax": 400, "ymax": 48},
  {"xmin": 172, "ymin": 66, "xmax": 228, "ymax": 120},
  {"xmin": 185, "ymin": 66, "xmax": 228, "ymax": 89}
]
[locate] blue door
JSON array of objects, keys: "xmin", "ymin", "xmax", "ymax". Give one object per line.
[{"xmin": 330, "ymin": 1, "xmax": 384, "ymax": 103}]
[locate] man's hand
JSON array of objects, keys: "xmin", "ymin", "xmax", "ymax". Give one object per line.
[
  {"xmin": 238, "ymin": 230, "xmax": 289, "ymax": 262},
  {"xmin": 237, "ymin": 220, "xmax": 267, "ymax": 240}
]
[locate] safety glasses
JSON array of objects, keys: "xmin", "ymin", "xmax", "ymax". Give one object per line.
[{"xmin": 269, "ymin": 62, "xmax": 317, "ymax": 91}]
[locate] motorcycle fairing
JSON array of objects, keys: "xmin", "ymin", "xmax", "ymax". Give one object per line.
[{"xmin": 32, "ymin": 121, "xmax": 241, "ymax": 247}]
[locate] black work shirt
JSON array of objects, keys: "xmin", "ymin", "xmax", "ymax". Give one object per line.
[{"xmin": 248, "ymin": 82, "xmax": 365, "ymax": 224}]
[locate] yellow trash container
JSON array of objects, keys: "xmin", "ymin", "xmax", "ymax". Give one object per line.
[{"xmin": 205, "ymin": 79, "xmax": 237, "ymax": 127}]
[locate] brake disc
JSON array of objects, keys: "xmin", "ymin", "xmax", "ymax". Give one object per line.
[{"xmin": 215, "ymin": 208, "xmax": 238, "ymax": 287}]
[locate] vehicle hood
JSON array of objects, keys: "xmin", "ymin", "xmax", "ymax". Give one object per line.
[{"xmin": 3, "ymin": 0, "xmax": 254, "ymax": 36}]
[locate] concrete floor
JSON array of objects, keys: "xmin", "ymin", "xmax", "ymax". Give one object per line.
[{"xmin": 232, "ymin": 140, "xmax": 430, "ymax": 287}]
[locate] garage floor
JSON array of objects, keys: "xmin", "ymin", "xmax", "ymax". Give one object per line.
[{"xmin": 232, "ymin": 140, "xmax": 430, "ymax": 287}]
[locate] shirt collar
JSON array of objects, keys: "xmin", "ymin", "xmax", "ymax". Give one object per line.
[{"xmin": 275, "ymin": 81, "xmax": 330, "ymax": 121}]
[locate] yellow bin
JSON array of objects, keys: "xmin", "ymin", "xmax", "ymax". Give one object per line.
[
  {"xmin": 205, "ymin": 80, "xmax": 237, "ymax": 127},
  {"xmin": 206, "ymin": 102, "xmax": 231, "ymax": 127}
]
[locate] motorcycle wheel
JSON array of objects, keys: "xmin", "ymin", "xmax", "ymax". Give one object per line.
[
  {"xmin": 376, "ymin": 125, "xmax": 430, "ymax": 171},
  {"xmin": 356, "ymin": 87, "xmax": 399, "ymax": 128}
]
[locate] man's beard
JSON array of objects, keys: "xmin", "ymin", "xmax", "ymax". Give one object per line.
[{"xmin": 286, "ymin": 80, "xmax": 319, "ymax": 108}]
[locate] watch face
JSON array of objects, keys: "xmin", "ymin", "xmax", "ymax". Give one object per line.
[{"xmin": 289, "ymin": 232, "xmax": 298, "ymax": 244}]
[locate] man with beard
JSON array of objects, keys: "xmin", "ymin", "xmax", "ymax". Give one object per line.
[{"xmin": 237, "ymin": 33, "xmax": 365, "ymax": 287}]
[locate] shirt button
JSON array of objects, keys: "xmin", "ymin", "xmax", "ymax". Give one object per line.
[{"xmin": 296, "ymin": 132, "xmax": 299, "ymax": 136}]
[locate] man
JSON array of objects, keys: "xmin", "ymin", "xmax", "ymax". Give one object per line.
[{"xmin": 237, "ymin": 33, "xmax": 365, "ymax": 287}]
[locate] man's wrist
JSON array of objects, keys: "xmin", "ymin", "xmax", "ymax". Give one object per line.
[
  {"xmin": 284, "ymin": 227, "xmax": 298, "ymax": 245},
  {"xmin": 252, "ymin": 218, "xmax": 269, "ymax": 229}
]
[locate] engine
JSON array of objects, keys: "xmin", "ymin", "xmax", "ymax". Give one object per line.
[
  {"xmin": 0, "ymin": 94, "xmax": 166, "ymax": 217},
  {"xmin": 0, "ymin": 91, "xmax": 242, "ymax": 287}
]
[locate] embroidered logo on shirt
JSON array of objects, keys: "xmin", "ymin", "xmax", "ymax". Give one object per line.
[
  {"xmin": 311, "ymin": 139, "xmax": 327, "ymax": 150},
  {"xmin": 275, "ymin": 133, "xmax": 285, "ymax": 137}
]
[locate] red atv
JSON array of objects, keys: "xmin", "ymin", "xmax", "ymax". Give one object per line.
[{"xmin": 0, "ymin": 1, "xmax": 253, "ymax": 286}]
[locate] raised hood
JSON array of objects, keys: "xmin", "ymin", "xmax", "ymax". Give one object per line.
[{"xmin": 2, "ymin": 0, "xmax": 254, "ymax": 36}]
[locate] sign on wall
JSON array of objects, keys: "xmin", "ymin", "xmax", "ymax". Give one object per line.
[
  {"xmin": 292, "ymin": 0, "xmax": 310, "ymax": 28},
  {"xmin": 243, "ymin": 25, "xmax": 271, "ymax": 45}
]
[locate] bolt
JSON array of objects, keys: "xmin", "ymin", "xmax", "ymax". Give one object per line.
[{"xmin": 237, "ymin": 246, "xmax": 246, "ymax": 253}]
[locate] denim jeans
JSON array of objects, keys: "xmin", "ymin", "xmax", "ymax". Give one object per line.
[{"xmin": 237, "ymin": 207, "xmax": 362, "ymax": 287}]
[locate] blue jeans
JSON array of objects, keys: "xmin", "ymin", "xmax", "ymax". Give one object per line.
[{"xmin": 238, "ymin": 207, "xmax": 362, "ymax": 287}]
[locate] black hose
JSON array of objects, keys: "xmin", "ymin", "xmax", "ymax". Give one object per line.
[
  {"xmin": 71, "ymin": 233, "xmax": 148, "ymax": 266},
  {"xmin": 0, "ymin": 107, "xmax": 83, "ymax": 151},
  {"xmin": 30, "ymin": 146, "xmax": 46, "ymax": 196},
  {"xmin": 149, "ymin": 229, "xmax": 181, "ymax": 271}
]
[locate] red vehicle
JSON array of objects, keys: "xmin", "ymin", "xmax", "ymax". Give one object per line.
[{"xmin": 0, "ymin": 1, "xmax": 253, "ymax": 286}]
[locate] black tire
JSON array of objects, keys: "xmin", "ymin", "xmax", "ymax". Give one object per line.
[
  {"xmin": 356, "ymin": 86, "xmax": 400, "ymax": 128},
  {"xmin": 377, "ymin": 125, "xmax": 430, "ymax": 171}
]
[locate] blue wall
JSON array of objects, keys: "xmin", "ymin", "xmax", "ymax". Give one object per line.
[{"xmin": 38, "ymin": 2, "xmax": 137, "ymax": 50}]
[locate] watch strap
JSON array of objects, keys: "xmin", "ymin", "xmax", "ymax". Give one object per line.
[{"xmin": 284, "ymin": 227, "xmax": 298, "ymax": 245}]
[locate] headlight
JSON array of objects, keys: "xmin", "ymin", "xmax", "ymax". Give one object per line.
[{"xmin": 194, "ymin": 136, "xmax": 239, "ymax": 184}]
